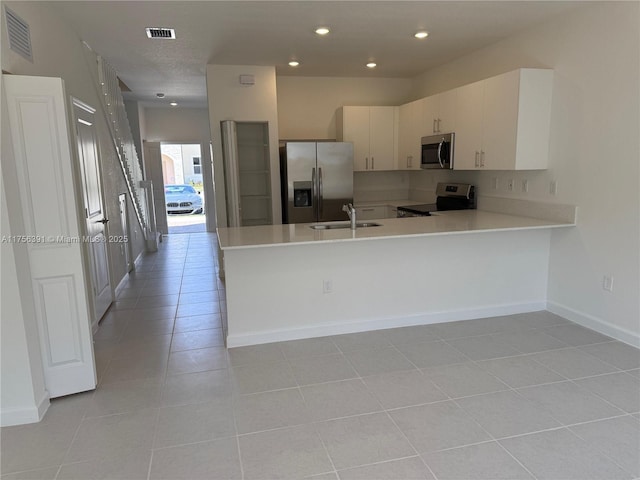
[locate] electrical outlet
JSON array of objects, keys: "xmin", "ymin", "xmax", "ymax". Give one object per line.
[
  {"xmin": 507, "ymin": 179, "xmax": 514, "ymax": 192},
  {"xmin": 491, "ymin": 177, "xmax": 499, "ymax": 190},
  {"xmin": 522, "ymin": 179, "xmax": 529, "ymax": 193},
  {"xmin": 603, "ymin": 275, "xmax": 614, "ymax": 292},
  {"xmin": 323, "ymin": 279, "xmax": 333, "ymax": 294},
  {"xmin": 550, "ymin": 180, "xmax": 557, "ymax": 195}
]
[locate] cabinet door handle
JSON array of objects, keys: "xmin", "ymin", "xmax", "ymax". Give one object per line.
[
  {"xmin": 437, "ymin": 118, "xmax": 442, "ymax": 133},
  {"xmin": 480, "ymin": 151, "xmax": 485, "ymax": 167},
  {"xmin": 475, "ymin": 151, "xmax": 480, "ymax": 168},
  {"xmin": 407, "ymin": 155, "xmax": 412, "ymax": 168},
  {"xmin": 372, "ymin": 157, "xmax": 375, "ymax": 169},
  {"xmin": 366, "ymin": 157, "xmax": 369, "ymax": 170},
  {"xmin": 362, "ymin": 208, "xmax": 375, "ymax": 212},
  {"xmin": 433, "ymin": 118, "xmax": 437, "ymax": 133}
]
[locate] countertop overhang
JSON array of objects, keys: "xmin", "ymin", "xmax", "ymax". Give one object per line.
[{"xmin": 217, "ymin": 210, "xmax": 575, "ymax": 250}]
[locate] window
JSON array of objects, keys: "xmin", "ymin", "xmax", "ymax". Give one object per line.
[{"xmin": 192, "ymin": 157, "xmax": 201, "ymax": 174}]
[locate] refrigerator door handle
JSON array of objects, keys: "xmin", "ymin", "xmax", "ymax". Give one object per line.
[
  {"xmin": 318, "ymin": 167, "xmax": 324, "ymax": 219},
  {"xmin": 312, "ymin": 167, "xmax": 318, "ymax": 219}
]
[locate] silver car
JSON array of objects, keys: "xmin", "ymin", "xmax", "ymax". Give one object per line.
[{"xmin": 165, "ymin": 184, "xmax": 203, "ymax": 214}]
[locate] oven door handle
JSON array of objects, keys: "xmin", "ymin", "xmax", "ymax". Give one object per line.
[{"xmin": 437, "ymin": 139, "xmax": 444, "ymax": 168}]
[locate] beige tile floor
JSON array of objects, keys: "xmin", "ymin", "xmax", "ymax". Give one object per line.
[{"xmin": 2, "ymin": 232, "xmax": 640, "ymax": 480}]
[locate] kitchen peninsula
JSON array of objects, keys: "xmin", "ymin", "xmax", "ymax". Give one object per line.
[{"xmin": 218, "ymin": 207, "xmax": 575, "ymax": 347}]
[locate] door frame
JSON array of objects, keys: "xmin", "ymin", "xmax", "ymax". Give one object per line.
[
  {"xmin": 118, "ymin": 193, "xmax": 133, "ymax": 273},
  {"xmin": 149, "ymin": 141, "xmax": 215, "ymax": 232}
]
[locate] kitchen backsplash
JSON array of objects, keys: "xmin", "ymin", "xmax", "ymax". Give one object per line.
[
  {"xmin": 356, "ymin": 168, "xmax": 563, "ymax": 207},
  {"xmin": 354, "ymin": 170, "xmax": 410, "ymax": 202}
]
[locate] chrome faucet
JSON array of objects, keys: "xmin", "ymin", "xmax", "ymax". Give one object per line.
[{"xmin": 342, "ymin": 203, "xmax": 356, "ymax": 230}]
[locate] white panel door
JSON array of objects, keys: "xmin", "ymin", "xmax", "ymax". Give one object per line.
[
  {"xmin": 4, "ymin": 75, "xmax": 97, "ymax": 398},
  {"xmin": 72, "ymin": 99, "xmax": 112, "ymax": 321}
]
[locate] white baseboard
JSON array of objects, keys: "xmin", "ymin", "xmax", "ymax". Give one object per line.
[
  {"xmin": 226, "ymin": 301, "xmax": 547, "ymax": 347},
  {"xmin": 114, "ymin": 274, "xmax": 129, "ymax": 297},
  {"xmin": 133, "ymin": 249, "xmax": 145, "ymax": 267},
  {"xmin": 547, "ymin": 301, "xmax": 640, "ymax": 348},
  {"xmin": 0, "ymin": 390, "xmax": 50, "ymax": 427}
]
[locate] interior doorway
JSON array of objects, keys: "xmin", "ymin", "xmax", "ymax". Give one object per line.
[{"xmin": 161, "ymin": 143, "xmax": 207, "ymax": 234}]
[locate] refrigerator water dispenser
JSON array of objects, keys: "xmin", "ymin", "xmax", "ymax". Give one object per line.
[{"xmin": 293, "ymin": 182, "xmax": 313, "ymax": 207}]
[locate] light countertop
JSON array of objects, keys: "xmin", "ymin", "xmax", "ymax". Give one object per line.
[
  {"xmin": 354, "ymin": 199, "xmax": 424, "ymax": 208},
  {"xmin": 217, "ymin": 210, "xmax": 575, "ymax": 250}
]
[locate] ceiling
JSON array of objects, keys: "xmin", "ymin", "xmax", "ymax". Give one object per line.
[{"xmin": 51, "ymin": 1, "xmax": 581, "ymax": 108}]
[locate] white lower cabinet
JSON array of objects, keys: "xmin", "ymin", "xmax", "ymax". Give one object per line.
[{"xmin": 355, "ymin": 205, "xmax": 387, "ymax": 220}]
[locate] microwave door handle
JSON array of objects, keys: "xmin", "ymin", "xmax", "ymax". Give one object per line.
[{"xmin": 437, "ymin": 139, "xmax": 444, "ymax": 168}]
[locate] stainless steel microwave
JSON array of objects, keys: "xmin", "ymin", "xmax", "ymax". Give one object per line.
[{"xmin": 421, "ymin": 132, "xmax": 454, "ymax": 169}]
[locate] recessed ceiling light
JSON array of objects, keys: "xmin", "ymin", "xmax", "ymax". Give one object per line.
[
  {"xmin": 288, "ymin": 61, "xmax": 300, "ymax": 67},
  {"xmin": 366, "ymin": 62, "xmax": 377, "ymax": 69},
  {"xmin": 170, "ymin": 102, "xmax": 178, "ymax": 106},
  {"xmin": 414, "ymin": 31, "xmax": 429, "ymax": 39},
  {"xmin": 315, "ymin": 27, "xmax": 330, "ymax": 35}
]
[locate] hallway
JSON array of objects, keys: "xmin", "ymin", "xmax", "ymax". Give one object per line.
[{"xmin": 1, "ymin": 233, "xmax": 639, "ymax": 479}]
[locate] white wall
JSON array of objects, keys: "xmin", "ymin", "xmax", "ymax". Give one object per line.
[
  {"xmin": 140, "ymin": 107, "xmax": 215, "ymax": 230},
  {"xmin": 277, "ymin": 76, "xmax": 413, "ymax": 140},
  {"xmin": 410, "ymin": 2, "xmax": 640, "ymax": 341},
  {"xmin": 224, "ymin": 230, "xmax": 551, "ymax": 346},
  {"xmin": 0, "ymin": 2, "xmax": 146, "ymax": 423},
  {"xmin": 144, "ymin": 107, "xmax": 210, "ymax": 143},
  {"xmin": 206, "ymin": 65, "xmax": 282, "ymax": 227},
  {"xmin": 123, "ymin": 99, "xmax": 144, "ymax": 160},
  {"xmin": 1, "ymin": 1, "xmax": 146, "ymax": 287},
  {"xmin": 354, "ymin": 171, "xmax": 410, "ymax": 203}
]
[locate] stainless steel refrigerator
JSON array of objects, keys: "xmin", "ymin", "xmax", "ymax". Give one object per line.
[{"xmin": 280, "ymin": 142, "xmax": 353, "ymax": 224}]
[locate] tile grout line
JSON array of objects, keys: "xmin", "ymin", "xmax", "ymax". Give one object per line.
[
  {"xmin": 84, "ymin": 238, "xmax": 638, "ymax": 478},
  {"xmin": 382, "ymin": 408, "xmax": 440, "ymax": 480},
  {"xmin": 437, "ymin": 336, "xmax": 559, "ymax": 480},
  {"xmin": 564, "ymin": 415, "xmax": 640, "ymax": 478}
]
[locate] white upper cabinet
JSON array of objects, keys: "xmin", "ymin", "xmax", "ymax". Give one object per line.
[
  {"xmin": 422, "ymin": 89, "xmax": 457, "ymax": 136},
  {"xmin": 338, "ymin": 106, "xmax": 398, "ymax": 171},
  {"xmin": 397, "ymin": 99, "xmax": 422, "ymax": 170},
  {"xmin": 453, "ymin": 80, "xmax": 485, "ymax": 170},
  {"xmin": 453, "ymin": 68, "xmax": 554, "ymax": 170}
]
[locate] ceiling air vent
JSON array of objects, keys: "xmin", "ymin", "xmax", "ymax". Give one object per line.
[
  {"xmin": 4, "ymin": 7, "xmax": 33, "ymax": 62},
  {"xmin": 145, "ymin": 27, "xmax": 176, "ymax": 39}
]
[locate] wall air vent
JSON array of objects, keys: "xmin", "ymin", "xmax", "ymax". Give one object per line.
[
  {"xmin": 145, "ymin": 27, "xmax": 176, "ymax": 39},
  {"xmin": 4, "ymin": 7, "xmax": 33, "ymax": 62}
]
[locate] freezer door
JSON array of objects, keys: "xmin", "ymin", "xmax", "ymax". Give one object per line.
[
  {"xmin": 317, "ymin": 142, "xmax": 354, "ymax": 222},
  {"xmin": 285, "ymin": 142, "xmax": 317, "ymax": 223}
]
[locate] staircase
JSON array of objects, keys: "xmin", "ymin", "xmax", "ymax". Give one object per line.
[{"xmin": 82, "ymin": 42, "xmax": 155, "ymax": 245}]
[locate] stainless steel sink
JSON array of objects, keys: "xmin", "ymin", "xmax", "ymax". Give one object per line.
[{"xmin": 309, "ymin": 222, "xmax": 382, "ymax": 230}]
